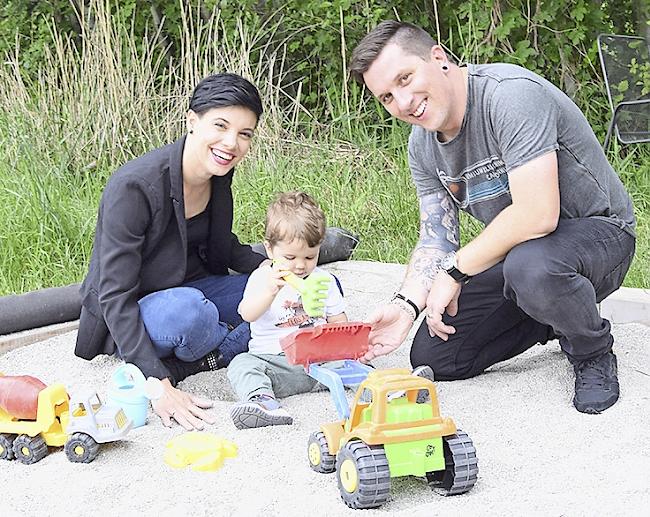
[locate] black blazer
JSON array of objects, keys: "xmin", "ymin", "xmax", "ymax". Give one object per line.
[{"xmin": 74, "ymin": 136, "xmax": 265, "ymax": 379}]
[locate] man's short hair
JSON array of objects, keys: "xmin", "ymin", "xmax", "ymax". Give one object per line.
[
  {"xmin": 349, "ymin": 20, "xmax": 437, "ymax": 85},
  {"xmin": 265, "ymin": 191, "xmax": 326, "ymax": 248}
]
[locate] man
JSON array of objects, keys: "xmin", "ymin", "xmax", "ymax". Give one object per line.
[{"xmin": 350, "ymin": 21, "xmax": 636, "ymax": 414}]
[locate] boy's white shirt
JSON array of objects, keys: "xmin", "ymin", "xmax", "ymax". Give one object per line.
[{"xmin": 244, "ymin": 266, "xmax": 346, "ymax": 355}]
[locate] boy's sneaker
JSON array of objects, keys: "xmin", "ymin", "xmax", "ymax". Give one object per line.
[
  {"xmin": 573, "ymin": 351, "xmax": 619, "ymax": 414},
  {"xmin": 230, "ymin": 394, "xmax": 293, "ymax": 429},
  {"xmin": 412, "ymin": 365, "xmax": 435, "ymax": 403}
]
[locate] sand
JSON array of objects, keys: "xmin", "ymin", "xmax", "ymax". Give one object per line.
[{"xmin": 1, "ymin": 261, "xmax": 648, "ymax": 516}]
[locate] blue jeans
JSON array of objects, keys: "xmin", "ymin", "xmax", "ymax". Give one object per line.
[
  {"xmin": 411, "ymin": 218, "xmax": 635, "ymax": 378},
  {"xmin": 138, "ymin": 274, "xmax": 251, "ymax": 365}
]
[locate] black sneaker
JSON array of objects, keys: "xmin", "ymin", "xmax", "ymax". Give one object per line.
[
  {"xmin": 202, "ymin": 350, "xmax": 226, "ymax": 371},
  {"xmin": 573, "ymin": 351, "xmax": 619, "ymax": 414},
  {"xmin": 386, "ymin": 365, "xmax": 436, "ymax": 403},
  {"xmin": 161, "ymin": 351, "xmax": 225, "ymax": 384},
  {"xmin": 412, "ymin": 365, "xmax": 435, "ymax": 403}
]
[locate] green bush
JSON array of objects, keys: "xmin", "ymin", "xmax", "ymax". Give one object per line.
[{"xmin": 1, "ymin": 0, "xmax": 645, "ymax": 127}]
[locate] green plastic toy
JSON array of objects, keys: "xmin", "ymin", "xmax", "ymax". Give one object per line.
[{"xmin": 282, "ymin": 271, "xmax": 331, "ymax": 317}]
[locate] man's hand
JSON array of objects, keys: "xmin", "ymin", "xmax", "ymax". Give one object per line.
[
  {"xmin": 425, "ymin": 272, "xmax": 462, "ymax": 341},
  {"xmin": 151, "ymin": 378, "xmax": 216, "ymax": 431},
  {"xmin": 363, "ymin": 303, "xmax": 415, "ymax": 361}
]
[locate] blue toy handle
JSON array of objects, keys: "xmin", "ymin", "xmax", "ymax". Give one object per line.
[
  {"xmin": 308, "ymin": 360, "xmax": 373, "ymax": 419},
  {"xmin": 112, "ymin": 363, "xmax": 146, "ymax": 391}
]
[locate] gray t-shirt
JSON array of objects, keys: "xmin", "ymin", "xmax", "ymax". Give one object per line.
[{"xmin": 408, "ymin": 63, "xmax": 635, "ymax": 236}]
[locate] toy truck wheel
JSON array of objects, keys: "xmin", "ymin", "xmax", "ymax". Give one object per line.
[
  {"xmin": 426, "ymin": 430, "xmax": 478, "ymax": 496},
  {"xmin": 336, "ymin": 440, "xmax": 391, "ymax": 509},
  {"xmin": 12, "ymin": 434, "xmax": 48, "ymax": 465},
  {"xmin": 0, "ymin": 434, "xmax": 15, "ymax": 460},
  {"xmin": 65, "ymin": 433, "xmax": 100, "ymax": 463},
  {"xmin": 307, "ymin": 431, "xmax": 336, "ymax": 474}
]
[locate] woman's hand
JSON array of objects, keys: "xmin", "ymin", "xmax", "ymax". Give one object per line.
[
  {"xmin": 151, "ymin": 378, "xmax": 216, "ymax": 431},
  {"xmin": 363, "ymin": 303, "xmax": 415, "ymax": 361}
]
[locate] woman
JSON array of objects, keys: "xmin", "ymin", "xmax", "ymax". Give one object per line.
[{"xmin": 75, "ymin": 73, "xmax": 268, "ymax": 430}]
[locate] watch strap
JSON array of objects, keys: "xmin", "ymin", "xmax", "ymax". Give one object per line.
[{"xmin": 445, "ymin": 266, "xmax": 471, "ymax": 283}]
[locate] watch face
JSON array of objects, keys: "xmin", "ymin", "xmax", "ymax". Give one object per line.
[{"xmin": 441, "ymin": 252, "xmax": 455, "ymax": 271}]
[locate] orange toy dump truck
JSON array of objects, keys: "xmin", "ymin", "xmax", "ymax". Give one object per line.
[
  {"xmin": 307, "ymin": 368, "xmax": 478, "ymax": 508},
  {"xmin": 0, "ymin": 373, "xmax": 132, "ymax": 464}
]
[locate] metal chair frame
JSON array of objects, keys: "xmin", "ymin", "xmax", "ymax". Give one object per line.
[{"xmin": 597, "ymin": 33, "xmax": 650, "ymax": 150}]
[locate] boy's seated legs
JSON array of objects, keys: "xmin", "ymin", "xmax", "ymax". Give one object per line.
[{"xmin": 227, "ymin": 353, "xmax": 318, "ymax": 429}]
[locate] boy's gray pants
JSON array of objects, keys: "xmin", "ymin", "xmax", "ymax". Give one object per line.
[{"xmin": 227, "ymin": 352, "xmax": 324, "ymax": 402}]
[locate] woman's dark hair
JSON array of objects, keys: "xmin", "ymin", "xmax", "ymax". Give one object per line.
[{"xmin": 189, "ymin": 73, "xmax": 263, "ymax": 120}]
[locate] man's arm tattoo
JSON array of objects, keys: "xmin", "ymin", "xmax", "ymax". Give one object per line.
[{"xmin": 405, "ymin": 191, "xmax": 460, "ymax": 290}]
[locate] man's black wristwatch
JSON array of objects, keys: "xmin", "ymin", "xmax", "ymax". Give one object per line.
[{"xmin": 440, "ymin": 251, "xmax": 471, "ymax": 283}]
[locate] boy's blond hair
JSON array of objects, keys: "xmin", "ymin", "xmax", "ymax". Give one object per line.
[{"xmin": 265, "ymin": 191, "xmax": 326, "ymax": 248}]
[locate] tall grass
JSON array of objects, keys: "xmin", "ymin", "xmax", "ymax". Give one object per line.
[
  {"xmin": 0, "ymin": 0, "xmax": 648, "ymax": 296},
  {"xmin": 0, "ymin": 0, "xmax": 294, "ymax": 294},
  {"xmin": 614, "ymin": 145, "xmax": 650, "ymax": 288}
]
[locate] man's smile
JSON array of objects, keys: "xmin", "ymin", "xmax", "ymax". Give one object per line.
[{"xmin": 411, "ymin": 98, "xmax": 427, "ymax": 119}]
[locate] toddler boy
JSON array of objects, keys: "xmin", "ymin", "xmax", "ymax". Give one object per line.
[{"xmin": 227, "ymin": 191, "xmax": 348, "ymax": 429}]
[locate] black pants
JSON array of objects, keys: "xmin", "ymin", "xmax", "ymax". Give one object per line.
[{"xmin": 410, "ymin": 218, "xmax": 636, "ymax": 380}]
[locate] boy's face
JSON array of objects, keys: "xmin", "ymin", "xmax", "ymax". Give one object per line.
[{"xmin": 264, "ymin": 238, "xmax": 321, "ymax": 279}]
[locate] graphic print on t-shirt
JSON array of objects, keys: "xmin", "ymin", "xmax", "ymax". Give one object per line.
[
  {"xmin": 274, "ymin": 296, "xmax": 322, "ymax": 328},
  {"xmin": 437, "ymin": 155, "xmax": 510, "ymax": 209}
]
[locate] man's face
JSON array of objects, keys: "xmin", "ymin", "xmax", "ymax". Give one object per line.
[{"xmin": 363, "ymin": 43, "xmax": 455, "ymax": 134}]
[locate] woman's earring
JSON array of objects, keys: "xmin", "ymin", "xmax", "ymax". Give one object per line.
[
  {"xmin": 189, "ymin": 129, "xmax": 194, "ymax": 134},
  {"xmin": 442, "ymin": 63, "xmax": 449, "ymax": 71}
]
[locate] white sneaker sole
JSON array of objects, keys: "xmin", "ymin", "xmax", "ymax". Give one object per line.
[{"xmin": 230, "ymin": 404, "xmax": 293, "ymax": 430}]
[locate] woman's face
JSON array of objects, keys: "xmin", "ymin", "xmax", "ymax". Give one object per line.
[{"xmin": 185, "ymin": 105, "xmax": 258, "ymax": 179}]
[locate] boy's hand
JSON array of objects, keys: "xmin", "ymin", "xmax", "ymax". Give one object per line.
[{"xmin": 265, "ymin": 262, "xmax": 289, "ymax": 295}]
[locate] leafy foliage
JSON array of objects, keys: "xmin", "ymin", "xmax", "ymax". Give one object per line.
[
  {"xmin": 0, "ymin": 1, "xmax": 648, "ymax": 294},
  {"xmin": 0, "ymin": 0, "xmax": 643, "ymax": 128}
]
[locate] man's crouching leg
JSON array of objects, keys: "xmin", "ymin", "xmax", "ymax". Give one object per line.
[
  {"xmin": 502, "ymin": 218, "xmax": 634, "ymax": 414},
  {"xmin": 410, "ymin": 262, "xmax": 554, "ymax": 381}
]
